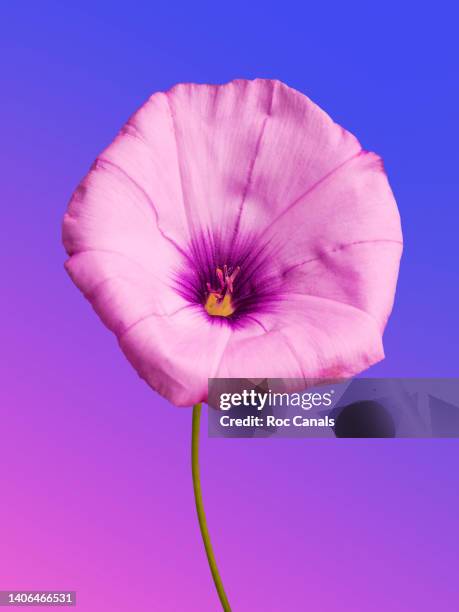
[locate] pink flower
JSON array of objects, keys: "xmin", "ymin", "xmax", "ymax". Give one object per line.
[{"xmin": 62, "ymin": 79, "xmax": 402, "ymax": 407}]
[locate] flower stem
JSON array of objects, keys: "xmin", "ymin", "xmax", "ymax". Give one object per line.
[{"xmin": 191, "ymin": 403, "xmax": 231, "ymax": 611}]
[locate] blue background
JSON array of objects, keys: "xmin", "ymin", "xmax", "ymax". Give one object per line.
[{"xmin": 1, "ymin": 2, "xmax": 458, "ymax": 610}]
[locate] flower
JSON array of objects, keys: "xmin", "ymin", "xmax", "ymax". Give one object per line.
[{"xmin": 62, "ymin": 78, "xmax": 402, "ymax": 407}]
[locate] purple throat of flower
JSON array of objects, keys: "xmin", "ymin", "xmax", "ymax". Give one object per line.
[{"xmin": 174, "ymin": 232, "xmax": 282, "ymax": 327}]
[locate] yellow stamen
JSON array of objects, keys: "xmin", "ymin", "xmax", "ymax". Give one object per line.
[
  {"xmin": 204, "ymin": 292, "xmax": 235, "ymax": 317},
  {"xmin": 205, "ymin": 264, "xmax": 240, "ymax": 317}
]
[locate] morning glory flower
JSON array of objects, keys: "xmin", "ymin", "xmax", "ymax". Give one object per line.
[{"xmin": 62, "ymin": 79, "xmax": 402, "ymax": 408}]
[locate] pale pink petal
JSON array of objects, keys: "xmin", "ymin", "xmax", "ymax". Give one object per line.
[
  {"xmin": 65, "ymin": 250, "xmax": 186, "ymax": 336},
  {"xmin": 164, "ymin": 79, "xmax": 275, "ymax": 236},
  {"xmin": 98, "ymin": 93, "xmax": 190, "ymax": 246},
  {"xmin": 232, "ymin": 80, "xmax": 362, "ymax": 235},
  {"xmin": 263, "ymin": 152, "xmax": 402, "ymax": 257},
  {"xmin": 119, "ymin": 308, "xmax": 232, "ymax": 407},
  {"xmin": 63, "ymin": 158, "xmax": 182, "ymax": 270},
  {"xmin": 217, "ymin": 295, "xmax": 384, "ymax": 381},
  {"xmin": 264, "ymin": 151, "xmax": 403, "ymax": 328},
  {"xmin": 280, "ymin": 241, "xmax": 403, "ymax": 331}
]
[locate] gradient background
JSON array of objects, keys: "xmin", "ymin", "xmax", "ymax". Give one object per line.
[{"xmin": 1, "ymin": 2, "xmax": 458, "ymax": 610}]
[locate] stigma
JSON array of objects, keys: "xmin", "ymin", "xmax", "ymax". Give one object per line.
[{"xmin": 205, "ymin": 265, "xmax": 240, "ymax": 317}]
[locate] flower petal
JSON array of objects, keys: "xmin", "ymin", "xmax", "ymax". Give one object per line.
[
  {"xmin": 265, "ymin": 151, "xmax": 403, "ymax": 328},
  {"xmin": 119, "ymin": 308, "xmax": 232, "ymax": 406},
  {"xmin": 233, "ymin": 80, "xmax": 363, "ymax": 237},
  {"xmin": 280, "ymin": 240, "xmax": 403, "ymax": 331},
  {"xmin": 63, "ymin": 157, "xmax": 188, "ymax": 340},
  {"xmin": 65, "ymin": 250, "xmax": 186, "ymax": 336},
  {"xmin": 98, "ymin": 93, "xmax": 190, "ymax": 247},
  {"xmin": 63, "ymin": 158, "xmax": 184, "ymax": 267},
  {"xmin": 217, "ymin": 295, "xmax": 384, "ymax": 381},
  {"xmin": 164, "ymin": 79, "xmax": 276, "ymax": 237}
]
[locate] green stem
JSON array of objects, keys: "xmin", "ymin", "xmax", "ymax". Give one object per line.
[{"xmin": 191, "ymin": 403, "xmax": 231, "ymax": 611}]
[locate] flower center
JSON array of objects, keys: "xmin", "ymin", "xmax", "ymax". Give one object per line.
[{"xmin": 204, "ymin": 265, "xmax": 240, "ymax": 317}]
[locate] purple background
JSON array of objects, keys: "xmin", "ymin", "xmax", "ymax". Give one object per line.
[{"xmin": 2, "ymin": 2, "xmax": 458, "ymax": 610}]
